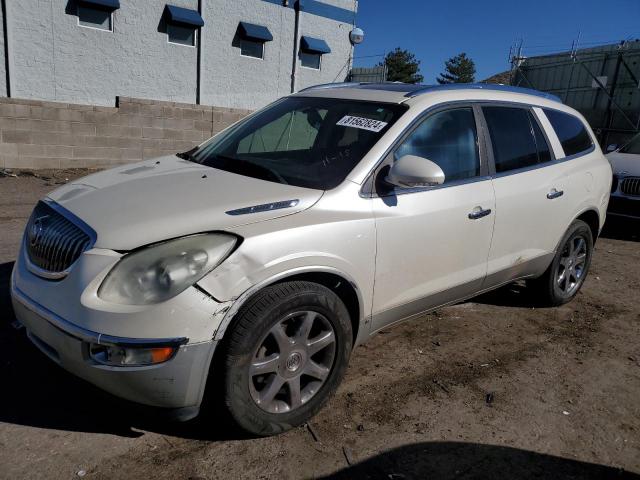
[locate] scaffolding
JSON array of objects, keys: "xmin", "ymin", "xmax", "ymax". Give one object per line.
[{"xmin": 510, "ymin": 39, "xmax": 640, "ymax": 148}]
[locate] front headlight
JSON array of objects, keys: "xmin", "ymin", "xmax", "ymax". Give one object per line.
[{"xmin": 98, "ymin": 234, "xmax": 237, "ymax": 305}]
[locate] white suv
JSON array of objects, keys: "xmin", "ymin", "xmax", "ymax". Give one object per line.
[{"xmin": 11, "ymin": 83, "xmax": 611, "ymax": 436}]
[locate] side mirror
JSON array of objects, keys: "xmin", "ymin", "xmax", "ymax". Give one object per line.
[
  {"xmin": 606, "ymin": 144, "xmax": 618, "ymax": 153},
  {"xmin": 385, "ymin": 155, "xmax": 445, "ymax": 188}
]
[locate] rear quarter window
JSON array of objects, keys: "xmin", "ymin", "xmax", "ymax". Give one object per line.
[{"xmin": 543, "ymin": 109, "xmax": 593, "ymax": 157}]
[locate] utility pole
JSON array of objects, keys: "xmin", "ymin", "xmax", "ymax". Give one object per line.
[{"xmin": 509, "ymin": 38, "xmax": 524, "ymax": 85}]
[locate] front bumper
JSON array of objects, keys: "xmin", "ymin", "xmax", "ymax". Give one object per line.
[{"xmin": 11, "ymin": 281, "xmax": 217, "ymax": 415}]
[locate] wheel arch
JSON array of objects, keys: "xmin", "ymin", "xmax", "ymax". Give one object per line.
[
  {"xmin": 212, "ymin": 267, "xmax": 366, "ymax": 347},
  {"xmin": 574, "ymin": 208, "xmax": 601, "ymax": 244}
]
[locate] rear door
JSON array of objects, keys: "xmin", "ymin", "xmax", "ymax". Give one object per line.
[{"xmin": 480, "ymin": 104, "xmax": 572, "ymax": 286}]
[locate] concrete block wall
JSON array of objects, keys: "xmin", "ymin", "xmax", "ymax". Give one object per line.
[{"xmin": 0, "ymin": 97, "xmax": 251, "ymax": 170}]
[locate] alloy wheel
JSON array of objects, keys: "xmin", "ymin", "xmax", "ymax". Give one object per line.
[
  {"xmin": 556, "ymin": 234, "xmax": 588, "ymax": 296},
  {"xmin": 249, "ymin": 311, "xmax": 336, "ymax": 414}
]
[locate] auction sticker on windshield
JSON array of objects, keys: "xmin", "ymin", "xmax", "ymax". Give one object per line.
[{"xmin": 336, "ymin": 115, "xmax": 388, "ymax": 132}]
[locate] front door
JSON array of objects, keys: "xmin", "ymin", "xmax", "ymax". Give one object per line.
[{"xmin": 370, "ymin": 106, "xmax": 495, "ymax": 332}]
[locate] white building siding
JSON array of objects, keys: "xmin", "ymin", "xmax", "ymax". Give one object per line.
[{"xmin": 0, "ymin": 0, "xmax": 357, "ymax": 109}]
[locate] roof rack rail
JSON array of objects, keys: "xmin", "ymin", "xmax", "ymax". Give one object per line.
[
  {"xmin": 404, "ymin": 83, "xmax": 562, "ymax": 103},
  {"xmin": 297, "ymin": 82, "xmax": 366, "ymax": 93}
]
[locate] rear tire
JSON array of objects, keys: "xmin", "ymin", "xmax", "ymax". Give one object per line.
[
  {"xmin": 220, "ymin": 281, "xmax": 352, "ymax": 436},
  {"xmin": 530, "ymin": 219, "xmax": 593, "ymax": 307}
]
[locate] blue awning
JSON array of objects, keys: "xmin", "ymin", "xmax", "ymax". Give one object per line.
[
  {"xmin": 238, "ymin": 22, "xmax": 273, "ymax": 42},
  {"xmin": 300, "ymin": 36, "xmax": 331, "ymax": 54},
  {"xmin": 79, "ymin": 0, "xmax": 120, "ymax": 9},
  {"xmin": 165, "ymin": 4, "xmax": 204, "ymax": 27}
]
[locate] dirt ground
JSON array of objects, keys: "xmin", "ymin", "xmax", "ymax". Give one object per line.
[{"xmin": 0, "ymin": 170, "xmax": 639, "ymax": 480}]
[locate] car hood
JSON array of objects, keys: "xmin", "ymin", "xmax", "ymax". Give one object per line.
[
  {"xmin": 47, "ymin": 156, "xmax": 323, "ymax": 250},
  {"xmin": 607, "ymin": 152, "xmax": 640, "ymax": 175}
]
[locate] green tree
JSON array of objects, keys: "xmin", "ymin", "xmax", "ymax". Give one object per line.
[
  {"xmin": 378, "ymin": 48, "xmax": 424, "ymax": 84},
  {"xmin": 437, "ymin": 53, "xmax": 476, "ymax": 84}
]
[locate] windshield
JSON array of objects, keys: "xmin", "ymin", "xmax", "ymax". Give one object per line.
[
  {"xmin": 187, "ymin": 97, "xmax": 407, "ymax": 190},
  {"xmin": 620, "ymin": 133, "xmax": 640, "ymax": 155}
]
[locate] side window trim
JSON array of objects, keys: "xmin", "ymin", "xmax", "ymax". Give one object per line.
[
  {"xmin": 531, "ymin": 107, "xmax": 561, "ymax": 160},
  {"xmin": 541, "ymin": 107, "xmax": 595, "ymax": 158},
  {"xmin": 364, "ymin": 102, "xmax": 490, "ymax": 198},
  {"xmin": 527, "ymin": 108, "xmax": 556, "ymax": 163},
  {"xmin": 476, "ymin": 103, "xmax": 562, "ymax": 179}
]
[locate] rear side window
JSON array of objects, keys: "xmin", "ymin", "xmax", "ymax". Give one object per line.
[
  {"xmin": 483, "ymin": 106, "xmax": 551, "ymax": 173},
  {"xmin": 543, "ymin": 109, "xmax": 593, "ymax": 157}
]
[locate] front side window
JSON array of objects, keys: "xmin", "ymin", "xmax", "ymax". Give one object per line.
[
  {"xmin": 240, "ymin": 39, "xmax": 264, "ymax": 59},
  {"xmin": 394, "ymin": 108, "xmax": 480, "ymax": 184},
  {"xmin": 483, "ymin": 106, "xmax": 550, "ymax": 173},
  {"xmin": 543, "ymin": 109, "xmax": 593, "ymax": 157},
  {"xmin": 167, "ymin": 23, "xmax": 196, "ymax": 46},
  {"xmin": 188, "ymin": 97, "xmax": 407, "ymax": 190},
  {"xmin": 300, "ymin": 52, "xmax": 321, "ymax": 69},
  {"xmin": 78, "ymin": 5, "xmax": 112, "ymax": 31}
]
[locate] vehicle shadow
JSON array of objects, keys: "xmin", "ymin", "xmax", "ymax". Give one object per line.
[
  {"xmin": 600, "ymin": 217, "xmax": 640, "ymax": 242},
  {"xmin": 469, "ymin": 280, "xmax": 545, "ymax": 309},
  {"xmin": 0, "ymin": 261, "xmax": 241, "ymax": 441},
  {"xmin": 321, "ymin": 441, "xmax": 639, "ymax": 480}
]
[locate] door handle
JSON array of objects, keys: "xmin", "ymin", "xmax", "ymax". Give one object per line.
[
  {"xmin": 468, "ymin": 207, "xmax": 492, "ymax": 220},
  {"xmin": 547, "ymin": 188, "xmax": 564, "ymax": 200}
]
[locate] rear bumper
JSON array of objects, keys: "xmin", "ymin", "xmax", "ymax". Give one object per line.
[
  {"xmin": 607, "ymin": 195, "xmax": 640, "ymax": 219},
  {"xmin": 11, "ymin": 281, "xmax": 216, "ymax": 416}
]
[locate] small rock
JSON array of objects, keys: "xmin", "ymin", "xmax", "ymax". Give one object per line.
[
  {"xmin": 562, "ymin": 410, "xmax": 570, "ymax": 416},
  {"xmin": 306, "ymin": 422, "xmax": 321, "ymax": 443},
  {"xmin": 77, "ymin": 470, "xmax": 86, "ymax": 477},
  {"xmin": 342, "ymin": 446, "xmax": 355, "ymax": 465}
]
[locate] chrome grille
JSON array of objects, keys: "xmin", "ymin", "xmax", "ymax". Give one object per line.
[
  {"xmin": 621, "ymin": 177, "xmax": 640, "ymax": 197},
  {"xmin": 25, "ymin": 201, "xmax": 95, "ymax": 278}
]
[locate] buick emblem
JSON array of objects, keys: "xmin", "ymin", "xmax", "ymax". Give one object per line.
[{"xmin": 29, "ymin": 215, "xmax": 48, "ymax": 248}]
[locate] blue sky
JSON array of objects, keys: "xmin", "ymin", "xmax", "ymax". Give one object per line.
[{"xmin": 352, "ymin": 0, "xmax": 640, "ymax": 83}]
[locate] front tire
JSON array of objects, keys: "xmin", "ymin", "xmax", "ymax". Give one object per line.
[
  {"xmin": 531, "ymin": 219, "xmax": 593, "ymax": 306},
  {"xmin": 221, "ymin": 281, "xmax": 352, "ymax": 436}
]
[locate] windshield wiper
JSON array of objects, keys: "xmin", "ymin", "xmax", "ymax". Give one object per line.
[{"xmin": 211, "ymin": 154, "xmax": 288, "ymax": 185}]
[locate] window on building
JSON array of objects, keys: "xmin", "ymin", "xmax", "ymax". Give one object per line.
[
  {"xmin": 167, "ymin": 23, "xmax": 196, "ymax": 46},
  {"xmin": 240, "ymin": 39, "xmax": 264, "ymax": 59},
  {"xmin": 543, "ymin": 109, "xmax": 593, "ymax": 157},
  {"xmin": 394, "ymin": 108, "xmax": 480, "ymax": 184},
  {"xmin": 299, "ymin": 36, "xmax": 331, "ymax": 70},
  {"xmin": 300, "ymin": 52, "xmax": 321, "ymax": 69},
  {"xmin": 77, "ymin": 0, "xmax": 119, "ymax": 31},
  {"xmin": 236, "ymin": 22, "xmax": 272, "ymax": 60},
  {"xmin": 164, "ymin": 4, "xmax": 204, "ymax": 47},
  {"xmin": 483, "ymin": 106, "xmax": 551, "ymax": 173}
]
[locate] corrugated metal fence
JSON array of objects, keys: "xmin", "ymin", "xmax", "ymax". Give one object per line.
[
  {"xmin": 512, "ymin": 40, "xmax": 640, "ymax": 147},
  {"xmin": 348, "ymin": 66, "xmax": 387, "ymax": 83}
]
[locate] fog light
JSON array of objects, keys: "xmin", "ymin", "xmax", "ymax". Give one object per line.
[{"xmin": 90, "ymin": 344, "xmax": 177, "ymax": 366}]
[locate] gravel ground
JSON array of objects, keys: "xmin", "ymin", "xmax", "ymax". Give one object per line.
[{"xmin": 0, "ymin": 170, "xmax": 639, "ymax": 480}]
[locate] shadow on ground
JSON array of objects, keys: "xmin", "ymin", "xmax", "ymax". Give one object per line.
[
  {"xmin": 0, "ymin": 261, "xmax": 240, "ymax": 441},
  {"xmin": 322, "ymin": 441, "xmax": 639, "ymax": 480},
  {"xmin": 470, "ymin": 280, "xmax": 544, "ymax": 309},
  {"xmin": 601, "ymin": 217, "xmax": 640, "ymax": 242}
]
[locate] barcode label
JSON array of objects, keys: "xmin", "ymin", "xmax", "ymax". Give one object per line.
[{"xmin": 336, "ymin": 115, "xmax": 388, "ymax": 132}]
